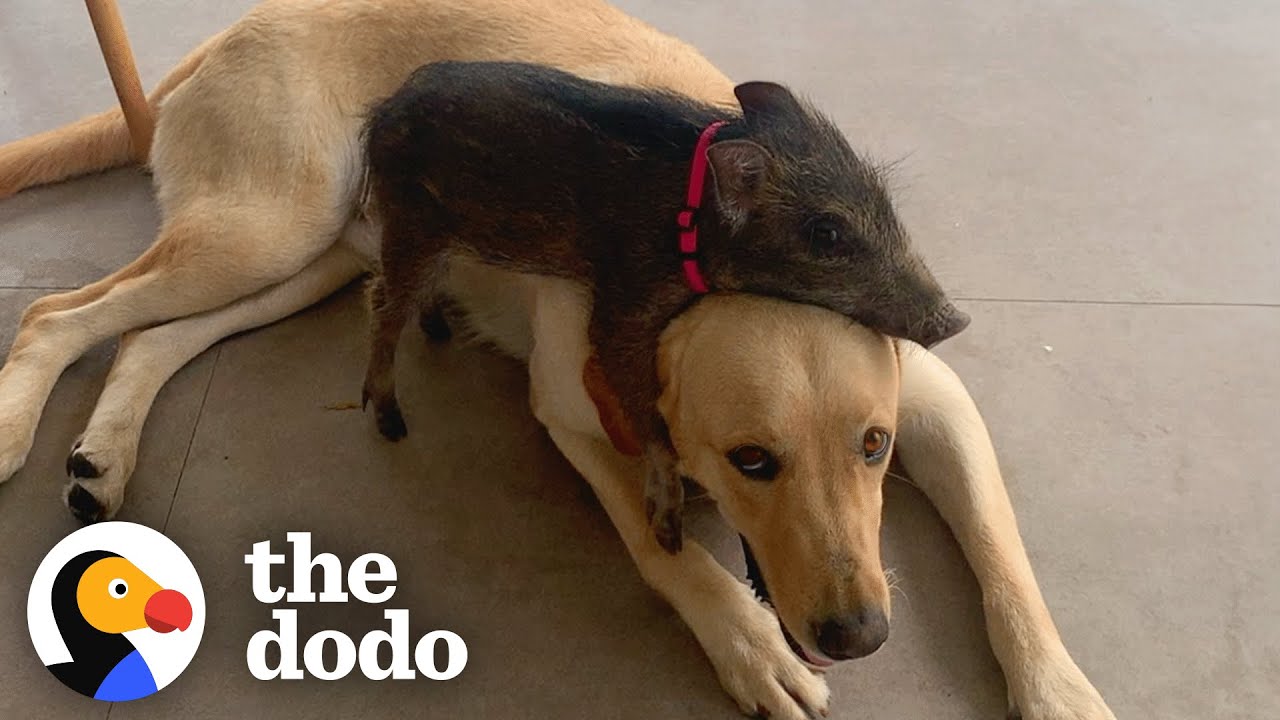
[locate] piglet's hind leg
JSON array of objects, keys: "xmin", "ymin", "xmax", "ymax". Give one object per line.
[{"xmin": 363, "ymin": 274, "xmax": 412, "ymax": 441}]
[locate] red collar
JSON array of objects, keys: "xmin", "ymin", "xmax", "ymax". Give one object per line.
[{"xmin": 677, "ymin": 121, "xmax": 728, "ymax": 293}]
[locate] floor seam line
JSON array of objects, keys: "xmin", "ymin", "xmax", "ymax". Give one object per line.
[
  {"xmin": 953, "ymin": 297, "xmax": 1280, "ymax": 308},
  {"xmin": 161, "ymin": 345, "xmax": 222, "ymax": 532}
]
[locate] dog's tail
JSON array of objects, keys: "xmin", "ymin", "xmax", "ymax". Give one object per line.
[{"xmin": 0, "ymin": 32, "xmax": 220, "ymax": 199}]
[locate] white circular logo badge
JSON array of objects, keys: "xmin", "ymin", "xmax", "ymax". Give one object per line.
[{"xmin": 27, "ymin": 522, "xmax": 206, "ymax": 701}]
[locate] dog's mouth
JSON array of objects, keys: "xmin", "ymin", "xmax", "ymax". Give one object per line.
[{"xmin": 740, "ymin": 536, "xmax": 835, "ymax": 669}]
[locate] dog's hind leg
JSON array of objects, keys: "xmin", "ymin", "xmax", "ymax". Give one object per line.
[
  {"xmin": 0, "ymin": 202, "xmax": 344, "ymax": 484},
  {"xmin": 894, "ymin": 343, "xmax": 1116, "ymax": 720},
  {"xmin": 62, "ymin": 243, "xmax": 366, "ymax": 522}
]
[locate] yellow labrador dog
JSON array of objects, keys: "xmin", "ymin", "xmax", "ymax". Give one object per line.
[{"xmin": 0, "ymin": 0, "xmax": 1114, "ymax": 717}]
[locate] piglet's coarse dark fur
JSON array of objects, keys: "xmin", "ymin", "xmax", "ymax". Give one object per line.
[{"xmin": 362, "ymin": 61, "xmax": 968, "ymax": 553}]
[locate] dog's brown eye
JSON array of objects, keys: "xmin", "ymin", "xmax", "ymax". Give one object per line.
[
  {"xmin": 863, "ymin": 428, "xmax": 891, "ymax": 463},
  {"xmin": 727, "ymin": 445, "xmax": 779, "ymax": 480}
]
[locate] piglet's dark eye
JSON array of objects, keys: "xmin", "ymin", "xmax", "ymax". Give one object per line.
[
  {"xmin": 809, "ymin": 219, "xmax": 842, "ymax": 256},
  {"xmin": 727, "ymin": 445, "xmax": 780, "ymax": 480}
]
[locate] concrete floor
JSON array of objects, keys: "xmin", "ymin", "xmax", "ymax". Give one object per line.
[{"xmin": 1, "ymin": 1, "xmax": 1277, "ymax": 718}]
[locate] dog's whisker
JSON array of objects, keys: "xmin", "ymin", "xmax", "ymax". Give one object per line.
[
  {"xmin": 885, "ymin": 469, "xmax": 920, "ymax": 489},
  {"xmin": 884, "ymin": 567, "xmax": 912, "ymax": 610}
]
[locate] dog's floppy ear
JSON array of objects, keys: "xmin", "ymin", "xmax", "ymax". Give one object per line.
[
  {"xmin": 582, "ymin": 353, "xmax": 642, "ymax": 457},
  {"xmin": 654, "ymin": 309, "xmax": 695, "ymax": 458},
  {"xmin": 706, "ymin": 139, "xmax": 770, "ymax": 229}
]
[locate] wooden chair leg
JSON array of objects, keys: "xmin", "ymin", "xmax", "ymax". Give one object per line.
[{"xmin": 84, "ymin": 0, "xmax": 152, "ymax": 162}]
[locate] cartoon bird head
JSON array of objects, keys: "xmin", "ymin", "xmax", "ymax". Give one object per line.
[
  {"xmin": 48, "ymin": 550, "xmax": 193, "ymax": 701},
  {"xmin": 74, "ymin": 553, "xmax": 192, "ymax": 634}
]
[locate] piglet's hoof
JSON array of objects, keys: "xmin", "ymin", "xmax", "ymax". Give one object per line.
[
  {"xmin": 654, "ymin": 510, "xmax": 682, "ymax": 554},
  {"xmin": 419, "ymin": 307, "xmax": 453, "ymax": 343},
  {"xmin": 645, "ymin": 497, "xmax": 683, "ymax": 555},
  {"xmin": 376, "ymin": 407, "xmax": 408, "ymax": 441},
  {"xmin": 362, "ymin": 387, "xmax": 408, "ymax": 441}
]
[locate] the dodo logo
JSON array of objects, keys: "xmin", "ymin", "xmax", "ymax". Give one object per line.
[{"xmin": 27, "ymin": 522, "xmax": 205, "ymax": 702}]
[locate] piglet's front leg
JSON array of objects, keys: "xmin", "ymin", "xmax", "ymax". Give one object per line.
[
  {"xmin": 588, "ymin": 301, "xmax": 688, "ymax": 554},
  {"xmin": 642, "ymin": 436, "xmax": 685, "ymax": 554}
]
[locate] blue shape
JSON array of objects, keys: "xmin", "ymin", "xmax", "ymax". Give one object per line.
[{"xmin": 94, "ymin": 650, "xmax": 158, "ymax": 701}]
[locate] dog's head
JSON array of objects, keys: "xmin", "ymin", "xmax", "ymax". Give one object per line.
[
  {"xmin": 658, "ymin": 294, "xmax": 898, "ymax": 665},
  {"xmin": 701, "ymin": 82, "xmax": 968, "ymax": 348}
]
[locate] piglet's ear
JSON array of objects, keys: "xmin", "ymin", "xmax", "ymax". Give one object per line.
[
  {"xmin": 706, "ymin": 139, "xmax": 771, "ymax": 228},
  {"xmin": 734, "ymin": 81, "xmax": 802, "ymax": 120}
]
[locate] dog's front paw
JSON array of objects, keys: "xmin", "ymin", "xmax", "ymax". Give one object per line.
[
  {"xmin": 702, "ymin": 597, "xmax": 830, "ymax": 720},
  {"xmin": 1007, "ymin": 654, "xmax": 1115, "ymax": 720},
  {"xmin": 62, "ymin": 438, "xmax": 131, "ymax": 523}
]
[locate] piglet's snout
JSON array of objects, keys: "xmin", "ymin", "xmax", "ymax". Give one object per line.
[{"xmin": 916, "ymin": 302, "xmax": 970, "ymax": 348}]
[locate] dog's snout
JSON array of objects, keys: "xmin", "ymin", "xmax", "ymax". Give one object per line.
[{"xmin": 814, "ymin": 607, "xmax": 889, "ymax": 660}]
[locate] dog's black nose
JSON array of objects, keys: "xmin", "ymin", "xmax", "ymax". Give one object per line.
[{"xmin": 814, "ymin": 608, "xmax": 889, "ymax": 660}]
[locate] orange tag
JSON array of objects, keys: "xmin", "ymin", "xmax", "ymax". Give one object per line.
[{"xmin": 583, "ymin": 354, "xmax": 642, "ymax": 457}]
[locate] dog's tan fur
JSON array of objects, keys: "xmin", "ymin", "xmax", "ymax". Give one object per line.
[
  {"xmin": 0, "ymin": 1, "xmax": 1114, "ymax": 717},
  {"xmin": 657, "ymin": 299, "xmax": 898, "ymax": 658}
]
